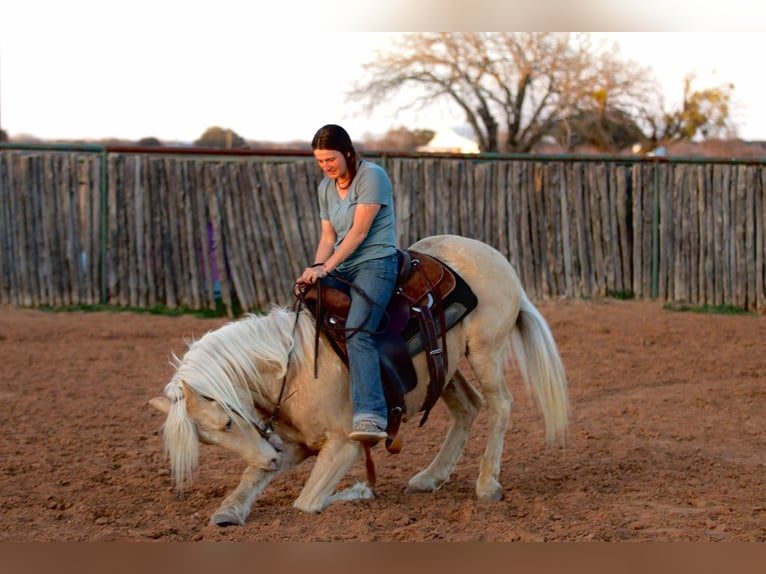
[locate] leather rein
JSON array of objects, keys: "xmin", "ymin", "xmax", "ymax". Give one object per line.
[{"xmin": 264, "ymin": 275, "xmax": 388, "ymax": 431}]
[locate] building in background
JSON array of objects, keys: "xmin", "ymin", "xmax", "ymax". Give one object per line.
[{"xmin": 416, "ymin": 127, "xmax": 480, "ymax": 154}]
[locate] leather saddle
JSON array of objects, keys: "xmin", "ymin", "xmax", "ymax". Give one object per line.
[{"xmin": 300, "ymin": 249, "xmax": 478, "ymax": 452}]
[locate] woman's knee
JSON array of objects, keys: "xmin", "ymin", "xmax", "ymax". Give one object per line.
[{"xmin": 346, "ymin": 331, "xmax": 377, "ymax": 355}]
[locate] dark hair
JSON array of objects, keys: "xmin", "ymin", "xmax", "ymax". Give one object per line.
[{"xmin": 311, "ymin": 124, "xmax": 358, "ymax": 182}]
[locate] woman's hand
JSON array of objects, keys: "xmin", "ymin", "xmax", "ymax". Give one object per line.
[{"xmin": 297, "ymin": 263, "xmax": 328, "ymax": 286}]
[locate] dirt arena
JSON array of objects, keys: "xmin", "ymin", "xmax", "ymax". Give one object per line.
[{"xmin": 1, "ymin": 298, "xmax": 764, "ymax": 542}]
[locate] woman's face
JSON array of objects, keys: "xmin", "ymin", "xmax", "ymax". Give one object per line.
[{"xmin": 313, "ymin": 149, "xmax": 348, "ymax": 180}]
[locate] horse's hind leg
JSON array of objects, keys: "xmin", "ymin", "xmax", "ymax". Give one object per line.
[
  {"xmin": 467, "ymin": 350, "xmax": 513, "ymax": 501},
  {"xmin": 406, "ymin": 368, "xmax": 483, "ymax": 494}
]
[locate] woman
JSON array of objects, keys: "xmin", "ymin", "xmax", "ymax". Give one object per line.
[{"xmin": 297, "ymin": 124, "xmax": 398, "ymax": 443}]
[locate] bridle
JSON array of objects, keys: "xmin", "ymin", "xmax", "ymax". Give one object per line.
[
  {"xmin": 197, "ymin": 296, "xmax": 303, "ymax": 440},
  {"xmin": 248, "ymin": 275, "xmax": 389, "ymax": 436},
  {"xmin": 262, "ymin": 294, "xmax": 304, "ymax": 434},
  {"xmin": 229, "ymin": 402, "xmax": 274, "ymax": 440}
]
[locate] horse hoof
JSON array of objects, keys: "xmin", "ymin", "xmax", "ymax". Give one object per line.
[
  {"xmin": 405, "ymin": 475, "xmax": 441, "ymax": 494},
  {"xmin": 477, "ymin": 490, "xmax": 504, "ymax": 502},
  {"xmin": 210, "ymin": 511, "xmax": 243, "ymax": 527},
  {"xmin": 294, "ymin": 503, "xmax": 323, "ymax": 514},
  {"xmin": 476, "ymin": 482, "xmax": 504, "ymax": 502}
]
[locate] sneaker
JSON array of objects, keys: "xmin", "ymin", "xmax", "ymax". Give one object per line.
[{"xmin": 349, "ymin": 420, "xmax": 388, "ymax": 443}]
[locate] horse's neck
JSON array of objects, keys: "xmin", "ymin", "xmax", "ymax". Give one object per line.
[
  {"xmin": 245, "ymin": 366, "xmax": 283, "ymax": 410},
  {"xmin": 242, "ymin": 309, "xmax": 325, "ymax": 416}
]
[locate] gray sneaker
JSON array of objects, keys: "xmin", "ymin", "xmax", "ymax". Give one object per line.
[{"xmin": 349, "ymin": 420, "xmax": 387, "ymax": 442}]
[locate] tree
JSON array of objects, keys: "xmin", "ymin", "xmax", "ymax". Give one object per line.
[
  {"xmin": 194, "ymin": 126, "xmax": 246, "ymax": 149},
  {"xmin": 137, "ymin": 136, "xmax": 163, "ymax": 147},
  {"xmin": 642, "ymin": 74, "xmax": 736, "ymax": 147},
  {"xmin": 349, "ymin": 33, "xmax": 654, "ymax": 153},
  {"xmin": 363, "ymin": 126, "xmax": 435, "ymax": 151},
  {"xmin": 553, "ymin": 109, "xmax": 646, "ymax": 152},
  {"xmin": 0, "ymin": 128, "xmax": 7, "ymax": 142}
]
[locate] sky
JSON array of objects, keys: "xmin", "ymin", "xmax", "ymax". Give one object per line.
[{"xmin": 2, "ymin": 1, "xmax": 766, "ymax": 144}]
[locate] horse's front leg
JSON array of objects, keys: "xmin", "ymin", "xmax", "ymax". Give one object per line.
[
  {"xmin": 293, "ymin": 436, "xmax": 363, "ymax": 513},
  {"xmin": 210, "ymin": 465, "xmax": 277, "ymax": 526},
  {"xmin": 211, "ymin": 441, "xmax": 308, "ymax": 526}
]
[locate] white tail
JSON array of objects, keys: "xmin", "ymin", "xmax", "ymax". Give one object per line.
[{"xmin": 510, "ymin": 293, "xmax": 570, "ymax": 445}]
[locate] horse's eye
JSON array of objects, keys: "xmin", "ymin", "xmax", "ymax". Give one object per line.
[{"xmin": 225, "ymin": 417, "xmax": 233, "ymax": 431}]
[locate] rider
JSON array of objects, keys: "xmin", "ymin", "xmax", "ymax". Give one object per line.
[{"xmin": 296, "ymin": 124, "xmax": 399, "ymax": 443}]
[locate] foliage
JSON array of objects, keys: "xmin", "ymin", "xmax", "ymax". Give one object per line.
[
  {"xmin": 662, "ymin": 302, "xmax": 753, "ymax": 316},
  {"xmin": 553, "ymin": 109, "xmax": 645, "ymax": 152},
  {"xmin": 194, "ymin": 126, "xmax": 246, "ymax": 149},
  {"xmin": 606, "ymin": 289, "xmax": 636, "ymax": 300},
  {"xmin": 643, "ymin": 74, "xmax": 736, "ymax": 147},
  {"xmin": 137, "ymin": 136, "xmax": 163, "ymax": 147},
  {"xmin": 0, "ymin": 128, "xmax": 7, "ymax": 142},
  {"xmin": 363, "ymin": 126, "xmax": 435, "ymax": 151}
]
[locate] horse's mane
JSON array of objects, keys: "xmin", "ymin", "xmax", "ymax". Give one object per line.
[
  {"xmin": 161, "ymin": 306, "xmax": 315, "ymax": 491},
  {"xmin": 167, "ymin": 307, "xmax": 315, "ymax": 420}
]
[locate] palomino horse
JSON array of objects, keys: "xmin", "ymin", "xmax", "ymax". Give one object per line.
[{"xmin": 149, "ymin": 235, "xmax": 569, "ymax": 525}]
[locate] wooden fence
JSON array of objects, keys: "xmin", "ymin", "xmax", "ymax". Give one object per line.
[{"xmin": 1, "ymin": 146, "xmax": 764, "ymax": 315}]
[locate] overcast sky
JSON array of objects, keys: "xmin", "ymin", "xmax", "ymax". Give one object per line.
[{"xmin": 2, "ymin": 2, "xmax": 765, "ymax": 143}]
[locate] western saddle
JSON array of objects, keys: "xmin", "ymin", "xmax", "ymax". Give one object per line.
[{"xmin": 299, "ymin": 249, "xmax": 478, "ymax": 453}]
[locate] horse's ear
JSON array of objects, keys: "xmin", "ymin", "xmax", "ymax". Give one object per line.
[{"xmin": 148, "ymin": 396, "xmax": 171, "ymax": 414}]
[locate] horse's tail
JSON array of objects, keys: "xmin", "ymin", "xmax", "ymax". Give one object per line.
[
  {"xmin": 510, "ymin": 293, "xmax": 570, "ymax": 445},
  {"xmin": 162, "ymin": 382, "xmax": 199, "ymax": 493}
]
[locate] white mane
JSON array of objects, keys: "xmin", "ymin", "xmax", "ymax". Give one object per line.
[
  {"xmin": 161, "ymin": 306, "xmax": 315, "ymax": 491},
  {"xmin": 168, "ymin": 307, "xmax": 314, "ymax": 419}
]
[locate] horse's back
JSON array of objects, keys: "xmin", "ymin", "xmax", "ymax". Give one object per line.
[{"xmin": 409, "ymin": 235, "xmax": 523, "ymax": 326}]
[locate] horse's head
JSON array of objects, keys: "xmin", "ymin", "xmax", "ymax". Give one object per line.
[
  {"xmin": 150, "ymin": 381, "xmax": 281, "ymax": 493},
  {"xmin": 150, "ymin": 310, "xmax": 310, "ymax": 493}
]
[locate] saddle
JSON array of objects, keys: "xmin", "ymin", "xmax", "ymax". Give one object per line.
[{"xmin": 300, "ymin": 249, "xmax": 478, "ymax": 452}]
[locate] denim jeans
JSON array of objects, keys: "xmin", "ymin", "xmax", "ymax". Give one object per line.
[{"xmin": 323, "ymin": 254, "xmax": 398, "ymax": 428}]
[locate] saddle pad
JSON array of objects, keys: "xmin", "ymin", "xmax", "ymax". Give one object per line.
[{"xmin": 400, "ymin": 257, "xmax": 478, "ymax": 354}]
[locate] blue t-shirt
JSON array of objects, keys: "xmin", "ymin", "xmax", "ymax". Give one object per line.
[{"xmin": 318, "ymin": 160, "xmax": 396, "ymax": 271}]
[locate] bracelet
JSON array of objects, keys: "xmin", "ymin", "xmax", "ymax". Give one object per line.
[{"xmin": 310, "ymin": 262, "xmax": 325, "ymax": 268}]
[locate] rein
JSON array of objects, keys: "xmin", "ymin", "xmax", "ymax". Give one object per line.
[
  {"xmin": 297, "ymin": 272, "xmax": 392, "ymax": 379},
  {"xmin": 264, "ymin": 294, "xmax": 303, "ymax": 434},
  {"xmin": 314, "ymin": 273, "xmax": 392, "ymax": 339},
  {"xmin": 178, "ymin": 295, "xmax": 307, "ymax": 441},
  {"xmin": 276, "ymin": 279, "xmax": 382, "ymax": 486}
]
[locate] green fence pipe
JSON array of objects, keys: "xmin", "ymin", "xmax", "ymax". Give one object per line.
[
  {"xmin": 100, "ymin": 150, "xmax": 108, "ymax": 304},
  {"xmin": 651, "ymin": 162, "xmax": 660, "ymax": 300}
]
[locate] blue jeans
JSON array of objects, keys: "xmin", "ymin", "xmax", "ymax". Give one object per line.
[{"xmin": 323, "ymin": 254, "xmax": 398, "ymax": 428}]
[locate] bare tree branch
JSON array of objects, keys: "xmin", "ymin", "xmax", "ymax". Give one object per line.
[{"xmin": 348, "ymin": 33, "xmax": 737, "ymax": 153}]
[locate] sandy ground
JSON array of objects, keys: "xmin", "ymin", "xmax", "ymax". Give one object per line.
[{"xmin": 1, "ymin": 298, "xmax": 764, "ymax": 542}]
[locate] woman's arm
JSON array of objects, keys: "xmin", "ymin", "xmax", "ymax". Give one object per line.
[
  {"xmin": 313, "ymin": 220, "xmax": 337, "ymax": 264},
  {"xmin": 322, "ymin": 204, "xmax": 380, "ymax": 273},
  {"xmin": 297, "ymin": 220, "xmax": 337, "ymax": 286}
]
